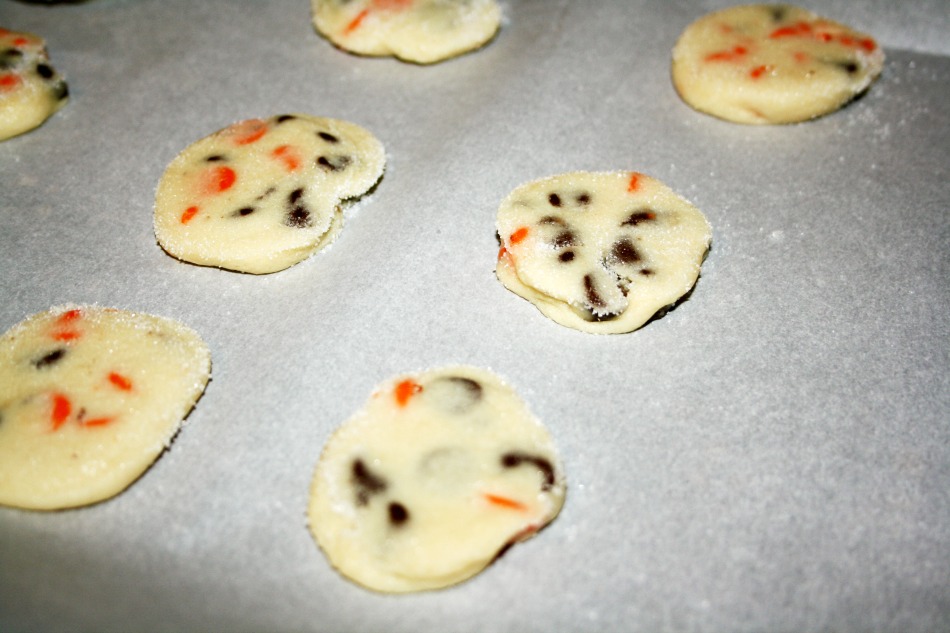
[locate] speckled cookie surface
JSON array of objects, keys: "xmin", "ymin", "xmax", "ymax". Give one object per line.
[
  {"xmin": 0, "ymin": 306, "xmax": 211, "ymax": 510},
  {"xmin": 671, "ymin": 4, "xmax": 884, "ymax": 124},
  {"xmin": 0, "ymin": 28, "xmax": 68, "ymax": 141},
  {"xmin": 308, "ymin": 366, "xmax": 565, "ymax": 593},
  {"xmin": 496, "ymin": 171, "xmax": 712, "ymax": 334},
  {"xmin": 311, "ymin": 0, "xmax": 501, "ymax": 64},
  {"xmin": 153, "ymin": 114, "xmax": 385, "ymax": 274}
]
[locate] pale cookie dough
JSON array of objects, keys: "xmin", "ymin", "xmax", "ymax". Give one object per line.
[
  {"xmin": 0, "ymin": 305, "xmax": 211, "ymax": 510},
  {"xmin": 0, "ymin": 28, "xmax": 69, "ymax": 141},
  {"xmin": 154, "ymin": 114, "xmax": 385, "ymax": 274},
  {"xmin": 308, "ymin": 366, "xmax": 566, "ymax": 593},
  {"xmin": 496, "ymin": 171, "xmax": 711, "ymax": 334},
  {"xmin": 671, "ymin": 4, "xmax": 884, "ymax": 124},
  {"xmin": 311, "ymin": 0, "xmax": 501, "ymax": 64}
]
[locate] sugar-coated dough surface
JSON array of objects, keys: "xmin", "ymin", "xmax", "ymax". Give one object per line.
[
  {"xmin": 496, "ymin": 172, "xmax": 712, "ymax": 334},
  {"xmin": 311, "ymin": 0, "xmax": 501, "ymax": 64},
  {"xmin": 0, "ymin": 306, "xmax": 211, "ymax": 510},
  {"xmin": 154, "ymin": 114, "xmax": 385, "ymax": 274},
  {"xmin": 308, "ymin": 366, "xmax": 565, "ymax": 593},
  {"xmin": 671, "ymin": 4, "xmax": 884, "ymax": 124},
  {"xmin": 0, "ymin": 28, "xmax": 68, "ymax": 141}
]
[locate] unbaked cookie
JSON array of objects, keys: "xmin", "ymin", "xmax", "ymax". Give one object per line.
[
  {"xmin": 671, "ymin": 4, "xmax": 884, "ymax": 124},
  {"xmin": 496, "ymin": 171, "xmax": 711, "ymax": 334},
  {"xmin": 154, "ymin": 114, "xmax": 385, "ymax": 274},
  {"xmin": 311, "ymin": 0, "xmax": 501, "ymax": 64},
  {"xmin": 0, "ymin": 28, "xmax": 69, "ymax": 141},
  {"xmin": 0, "ymin": 306, "xmax": 211, "ymax": 510},
  {"xmin": 308, "ymin": 366, "xmax": 566, "ymax": 593}
]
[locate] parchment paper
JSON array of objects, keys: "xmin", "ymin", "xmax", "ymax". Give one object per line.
[{"xmin": 1, "ymin": 1, "xmax": 948, "ymax": 631}]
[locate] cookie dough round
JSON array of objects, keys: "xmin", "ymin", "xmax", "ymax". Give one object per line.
[
  {"xmin": 0, "ymin": 305, "xmax": 211, "ymax": 510},
  {"xmin": 311, "ymin": 0, "xmax": 501, "ymax": 64},
  {"xmin": 0, "ymin": 28, "xmax": 69, "ymax": 141},
  {"xmin": 496, "ymin": 171, "xmax": 711, "ymax": 334},
  {"xmin": 671, "ymin": 4, "xmax": 884, "ymax": 124},
  {"xmin": 308, "ymin": 366, "xmax": 566, "ymax": 593},
  {"xmin": 154, "ymin": 114, "xmax": 385, "ymax": 274}
]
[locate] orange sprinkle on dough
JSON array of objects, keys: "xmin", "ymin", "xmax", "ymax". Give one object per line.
[
  {"xmin": 203, "ymin": 165, "xmax": 236, "ymax": 195},
  {"xmin": 50, "ymin": 309, "xmax": 82, "ymax": 341},
  {"xmin": 271, "ymin": 145, "xmax": 302, "ymax": 172},
  {"xmin": 83, "ymin": 416, "xmax": 116, "ymax": 428},
  {"xmin": 108, "ymin": 372, "xmax": 133, "ymax": 391},
  {"xmin": 627, "ymin": 172, "xmax": 642, "ymax": 192},
  {"xmin": 483, "ymin": 493, "xmax": 527, "ymax": 511},
  {"xmin": 228, "ymin": 119, "xmax": 268, "ymax": 146},
  {"xmin": 0, "ymin": 74, "xmax": 22, "ymax": 91},
  {"xmin": 704, "ymin": 45, "xmax": 748, "ymax": 62},
  {"xmin": 51, "ymin": 393, "xmax": 72, "ymax": 430},
  {"xmin": 373, "ymin": 0, "xmax": 413, "ymax": 9},
  {"xmin": 509, "ymin": 227, "xmax": 529, "ymax": 245},
  {"xmin": 344, "ymin": 9, "xmax": 370, "ymax": 35},
  {"xmin": 394, "ymin": 379, "xmax": 422, "ymax": 407},
  {"xmin": 181, "ymin": 206, "xmax": 199, "ymax": 224},
  {"xmin": 750, "ymin": 64, "xmax": 770, "ymax": 79}
]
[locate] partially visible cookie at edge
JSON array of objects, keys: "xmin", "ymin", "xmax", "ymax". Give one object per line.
[
  {"xmin": 0, "ymin": 305, "xmax": 211, "ymax": 510},
  {"xmin": 496, "ymin": 171, "xmax": 712, "ymax": 334},
  {"xmin": 0, "ymin": 28, "xmax": 69, "ymax": 141},
  {"xmin": 311, "ymin": 0, "xmax": 502, "ymax": 64},
  {"xmin": 671, "ymin": 4, "xmax": 884, "ymax": 124},
  {"xmin": 153, "ymin": 114, "xmax": 385, "ymax": 274}
]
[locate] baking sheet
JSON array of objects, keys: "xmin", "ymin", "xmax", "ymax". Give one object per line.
[{"xmin": 1, "ymin": 0, "xmax": 948, "ymax": 631}]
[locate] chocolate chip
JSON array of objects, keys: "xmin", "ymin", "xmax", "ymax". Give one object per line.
[
  {"xmin": 559, "ymin": 251, "xmax": 575, "ymax": 262},
  {"xmin": 552, "ymin": 230, "xmax": 575, "ymax": 248},
  {"xmin": 611, "ymin": 238, "xmax": 641, "ymax": 264},
  {"xmin": 640, "ymin": 268, "xmax": 654, "ymax": 276},
  {"xmin": 36, "ymin": 63, "xmax": 54, "ymax": 79},
  {"xmin": 428, "ymin": 376, "xmax": 483, "ymax": 413},
  {"xmin": 622, "ymin": 210, "xmax": 657, "ymax": 226},
  {"xmin": 388, "ymin": 502, "xmax": 410, "ymax": 526},
  {"xmin": 770, "ymin": 6, "xmax": 788, "ymax": 22},
  {"xmin": 52, "ymin": 80, "xmax": 68, "ymax": 101},
  {"xmin": 832, "ymin": 60, "xmax": 859, "ymax": 74},
  {"xmin": 539, "ymin": 215, "xmax": 566, "ymax": 225},
  {"xmin": 256, "ymin": 186, "xmax": 277, "ymax": 201},
  {"xmin": 317, "ymin": 155, "xmax": 351, "ymax": 171},
  {"xmin": 275, "ymin": 114, "xmax": 296, "ymax": 123},
  {"xmin": 0, "ymin": 48, "xmax": 23, "ymax": 70},
  {"xmin": 548, "ymin": 193, "xmax": 562, "ymax": 207},
  {"xmin": 501, "ymin": 452, "xmax": 556, "ymax": 491},
  {"xmin": 584, "ymin": 274, "xmax": 606, "ymax": 308},
  {"xmin": 33, "ymin": 347, "xmax": 66, "ymax": 369},
  {"xmin": 318, "ymin": 131, "xmax": 339, "ymax": 143},
  {"xmin": 234, "ymin": 207, "xmax": 255, "ymax": 217},
  {"xmin": 351, "ymin": 458, "xmax": 387, "ymax": 506},
  {"xmin": 285, "ymin": 188, "xmax": 312, "ymax": 228},
  {"xmin": 576, "ymin": 193, "xmax": 591, "ymax": 205},
  {"xmin": 205, "ymin": 154, "xmax": 225, "ymax": 162}
]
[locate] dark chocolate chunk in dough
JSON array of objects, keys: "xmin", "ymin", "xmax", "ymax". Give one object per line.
[
  {"xmin": 33, "ymin": 347, "xmax": 66, "ymax": 369},
  {"xmin": 388, "ymin": 502, "xmax": 410, "ymax": 526},
  {"xmin": 317, "ymin": 155, "xmax": 351, "ymax": 172},
  {"xmin": 351, "ymin": 458, "xmax": 387, "ymax": 506},
  {"xmin": 501, "ymin": 452, "xmax": 556, "ymax": 491}
]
